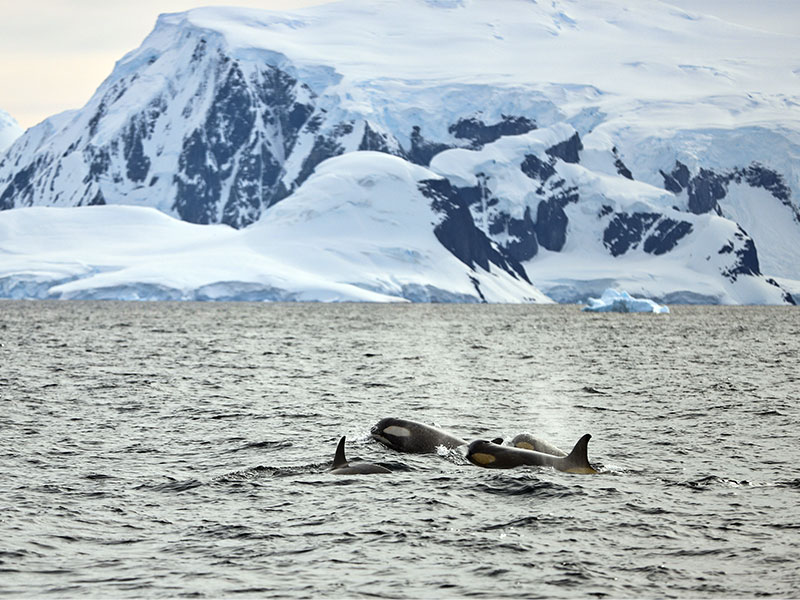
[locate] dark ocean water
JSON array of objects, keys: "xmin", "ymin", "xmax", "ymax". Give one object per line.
[{"xmin": 1, "ymin": 300, "xmax": 799, "ymax": 598}]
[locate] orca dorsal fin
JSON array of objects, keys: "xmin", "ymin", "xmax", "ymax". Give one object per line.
[
  {"xmin": 332, "ymin": 436, "xmax": 348, "ymax": 469},
  {"xmin": 564, "ymin": 433, "xmax": 597, "ymax": 474},
  {"xmin": 491, "ymin": 437, "xmax": 504, "ymax": 445}
]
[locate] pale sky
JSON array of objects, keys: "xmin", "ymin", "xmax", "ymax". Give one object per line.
[
  {"xmin": 0, "ymin": 1, "xmax": 322, "ymax": 129},
  {"xmin": 1, "ymin": 0, "xmax": 797, "ymax": 130}
]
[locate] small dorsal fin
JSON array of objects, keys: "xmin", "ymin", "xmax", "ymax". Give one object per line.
[
  {"xmin": 491, "ymin": 437, "xmax": 504, "ymax": 445},
  {"xmin": 332, "ymin": 436, "xmax": 348, "ymax": 469}
]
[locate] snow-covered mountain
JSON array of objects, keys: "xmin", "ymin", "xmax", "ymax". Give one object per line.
[
  {"xmin": 0, "ymin": 110, "xmax": 23, "ymax": 154},
  {"xmin": 1, "ymin": 0, "xmax": 799, "ymax": 303},
  {"xmin": 0, "ymin": 154, "xmax": 545, "ymax": 302}
]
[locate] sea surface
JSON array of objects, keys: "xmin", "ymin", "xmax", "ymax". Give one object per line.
[{"xmin": 1, "ymin": 301, "xmax": 799, "ymax": 598}]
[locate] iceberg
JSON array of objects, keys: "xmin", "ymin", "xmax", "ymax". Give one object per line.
[{"xmin": 582, "ymin": 289, "xmax": 669, "ymax": 314}]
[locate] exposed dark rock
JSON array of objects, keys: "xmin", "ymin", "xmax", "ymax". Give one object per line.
[
  {"xmin": 87, "ymin": 188, "xmax": 106, "ymax": 206},
  {"xmin": 170, "ymin": 59, "xmax": 318, "ymax": 227},
  {"xmin": 545, "ymin": 132, "xmax": 583, "ymax": 164},
  {"xmin": 520, "ymin": 154, "xmax": 556, "ymax": 182},
  {"xmin": 62, "ymin": 140, "xmax": 80, "ymax": 159},
  {"xmin": 222, "ymin": 140, "xmax": 282, "ymax": 228},
  {"xmin": 520, "ymin": 173, "xmax": 581, "ymax": 253},
  {"xmin": 661, "ymin": 161, "xmax": 795, "ymax": 221},
  {"xmin": 612, "ymin": 148, "xmax": 633, "ymax": 180},
  {"xmin": 191, "ymin": 38, "xmax": 207, "ymax": 63},
  {"xmin": 642, "ymin": 218, "xmax": 693, "ymax": 255},
  {"xmin": 295, "ymin": 132, "xmax": 346, "ymax": 187},
  {"xmin": 452, "ymin": 183, "xmax": 483, "ymax": 209},
  {"xmin": 0, "ymin": 160, "xmax": 39, "ymax": 209},
  {"xmin": 254, "ymin": 66, "xmax": 314, "ymax": 156},
  {"xmin": 88, "ymin": 101, "xmax": 107, "ymax": 138},
  {"xmin": 123, "ymin": 119, "xmax": 151, "ymax": 183},
  {"xmin": 419, "ymin": 178, "xmax": 530, "ymax": 283},
  {"xmin": 489, "ymin": 206, "xmax": 539, "ymax": 262},
  {"xmin": 721, "ymin": 226, "xmax": 761, "ymax": 281},
  {"xmin": 765, "ymin": 278, "xmax": 797, "ymax": 305},
  {"xmin": 549, "ymin": 183, "xmax": 580, "ymax": 207},
  {"xmin": 144, "ymin": 97, "xmax": 166, "ymax": 137},
  {"xmin": 469, "ymin": 276, "xmax": 487, "ymax": 302},
  {"xmin": 603, "ymin": 212, "xmax": 660, "ymax": 256},
  {"xmin": 660, "ymin": 161, "xmax": 691, "ymax": 193},
  {"xmin": 173, "ymin": 58, "xmax": 260, "ymax": 225},
  {"xmin": 83, "ymin": 147, "xmax": 111, "ymax": 184},
  {"xmin": 673, "ymin": 161, "xmax": 691, "ymax": 188},
  {"xmin": 687, "ymin": 168, "xmax": 727, "ymax": 215},
  {"xmin": 358, "ymin": 122, "xmax": 393, "ymax": 153},
  {"xmin": 661, "ymin": 172, "xmax": 683, "ymax": 194},
  {"xmin": 736, "ymin": 163, "xmax": 791, "ymax": 202},
  {"xmin": 303, "ymin": 113, "xmax": 324, "ymax": 134},
  {"xmin": 731, "ymin": 163, "xmax": 798, "ymax": 220},
  {"xmin": 205, "ymin": 61, "xmax": 256, "ymax": 178},
  {"xmin": 286, "ymin": 102, "xmax": 314, "ymax": 138},
  {"xmin": 448, "ymin": 115, "xmax": 536, "ymax": 148},
  {"xmin": 408, "ymin": 126, "xmax": 452, "ymax": 166},
  {"xmin": 535, "ymin": 199, "xmax": 569, "ymax": 252},
  {"xmin": 614, "ymin": 158, "xmax": 633, "ymax": 180},
  {"xmin": 174, "ymin": 129, "xmax": 220, "ymax": 224},
  {"xmin": 50, "ymin": 164, "xmax": 62, "ymax": 192}
]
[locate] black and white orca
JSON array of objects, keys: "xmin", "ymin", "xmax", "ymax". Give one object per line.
[{"xmin": 330, "ymin": 436, "xmax": 391, "ymax": 475}]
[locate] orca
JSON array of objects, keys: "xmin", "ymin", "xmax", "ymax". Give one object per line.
[
  {"xmin": 466, "ymin": 434, "xmax": 597, "ymax": 474},
  {"xmin": 371, "ymin": 417, "xmax": 466, "ymax": 454},
  {"xmin": 330, "ymin": 436, "xmax": 391, "ymax": 475},
  {"xmin": 510, "ymin": 433, "xmax": 568, "ymax": 457}
]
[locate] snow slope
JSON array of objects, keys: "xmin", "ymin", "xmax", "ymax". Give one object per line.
[
  {"xmin": 0, "ymin": 110, "xmax": 22, "ymax": 153},
  {"xmin": 0, "ymin": 153, "xmax": 547, "ymax": 302},
  {"xmin": 0, "ymin": 0, "xmax": 798, "ymax": 303}
]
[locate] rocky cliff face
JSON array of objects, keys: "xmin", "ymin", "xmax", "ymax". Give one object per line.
[{"xmin": 0, "ymin": 33, "xmax": 321, "ymax": 228}]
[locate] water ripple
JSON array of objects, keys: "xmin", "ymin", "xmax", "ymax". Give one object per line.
[{"xmin": 1, "ymin": 301, "xmax": 798, "ymax": 599}]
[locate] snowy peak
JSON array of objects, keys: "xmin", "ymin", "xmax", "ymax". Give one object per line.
[
  {"xmin": 0, "ymin": 23, "xmax": 321, "ymax": 224},
  {"xmin": 0, "ymin": 110, "xmax": 23, "ymax": 153}
]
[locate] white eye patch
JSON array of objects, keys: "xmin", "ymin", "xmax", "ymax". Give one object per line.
[{"xmin": 384, "ymin": 425, "xmax": 411, "ymax": 437}]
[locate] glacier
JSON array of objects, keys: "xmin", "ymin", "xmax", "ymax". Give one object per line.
[{"xmin": 0, "ymin": 0, "xmax": 799, "ymax": 303}]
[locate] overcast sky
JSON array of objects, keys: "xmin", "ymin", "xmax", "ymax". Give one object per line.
[
  {"xmin": 0, "ymin": 1, "xmax": 322, "ymax": 129},
  {"xmin": 1, "ymin": 0, "xmax": 797, "ymax": 130}
]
